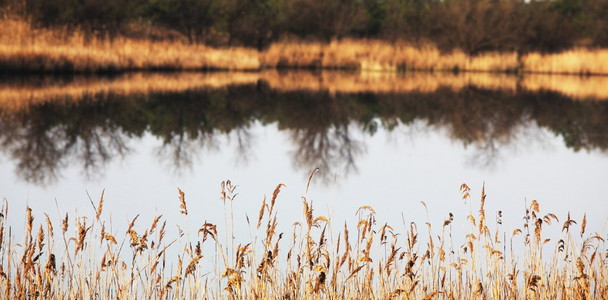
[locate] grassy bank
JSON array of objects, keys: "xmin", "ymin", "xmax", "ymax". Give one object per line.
[
  {"xmin": 0, "ymin": 19, "xmax": 260, "ymax": 72},
  {"xmin": 1, "ymin": 178, "xmax": 606, "ymax": 299},
  {"xmin": 3, "ymin": 19, "xmax": 608, "ymax": 75}
]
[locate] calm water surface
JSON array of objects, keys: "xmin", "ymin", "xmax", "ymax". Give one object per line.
[{"xmin": 1, "ymin": 72, "xmax": 607, "ymax": 237}]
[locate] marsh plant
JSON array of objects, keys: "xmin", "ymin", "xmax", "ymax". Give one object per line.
[
  {"xmin": 3, "ymin": 18, "xmax": 608, "ymax": 75},
  {"xmin": 0, "ymin": 172, "xmax": 606, "ymax": 299}
]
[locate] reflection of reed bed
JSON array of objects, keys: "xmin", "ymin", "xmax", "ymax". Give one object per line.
[
  {"xmin": 0, "ymin": 72, "xmax": 517, "ymax": 111},
  {"xmin": 4, "ymin": 71, "xmax": 608, "ymax": 112},
  {"xmin": 522, "ymin": 74, "xmax": 608, "ymax": 100},
  {"xmin": 261, "ymin": 71, "xmax": 518, "ymax": 94},
  {"xmin": 0, "ymin": 73, "xmax": 261, "ymax": 111},
  {"xmin": 1, "ymin": 180, "xmax": 606, "ymax": 298}
]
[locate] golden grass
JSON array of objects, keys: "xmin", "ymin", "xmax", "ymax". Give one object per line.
[
  {"xmin": 523, "ymin": 49, "xmax": 608, "ymax": 75},
  {"xmin": 0, "ymin": 19, "xmax": 260, "ymax": 72},
  {"xmin": 3, "ymin": 19, "xmax": 608, "ymax": 75},
  {"xmin": 262, "ymin": 39, "xmax": 520, "ymax": 72},
  {"xmin": 1, "ymin": 178, "xmax": 606, "ymax": 299}
]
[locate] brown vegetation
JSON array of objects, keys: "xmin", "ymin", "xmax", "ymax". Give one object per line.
[
  {"xmin": 1, "ymin": 179, "xmax": 606, "ymax": 298},
  {"xmin": 3, "ymin": 19, "xmax": 608, "ymax": 75},
  {"xmin": 0, "ymin": 19, "xmax": 260, "ymax": 72},
  {"xmin": 523, "ymin": 50, "xmax": 608, "ymax": 75},
  {"xmin": 10, "ymin": 0, "xmax": 608, "ymax": 53},
  {"xmin": 262, "ymin": 39, "xmax": 521, "ymax": 72}
]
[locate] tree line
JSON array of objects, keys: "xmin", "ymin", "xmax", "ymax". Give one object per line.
[{"xmin": 2, "ymin": 0, "xmax": 608, "ymax": 53}]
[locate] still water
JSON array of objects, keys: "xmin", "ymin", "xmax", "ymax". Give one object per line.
[{"xmin": 1, "ymin": 71, "xmax": 607, "ymax": 238}]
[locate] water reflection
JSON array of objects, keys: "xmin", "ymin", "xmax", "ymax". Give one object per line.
[{"xmin": 1, "ymin": 72, "xmax": 608, "ymax": 185}]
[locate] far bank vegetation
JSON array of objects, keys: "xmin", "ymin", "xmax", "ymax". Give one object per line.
[{"xmin": 1, "ymin": 0, "xmax": 608, "ymax": 74}]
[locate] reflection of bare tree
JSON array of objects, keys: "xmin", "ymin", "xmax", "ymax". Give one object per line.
[
  {"xmin": 154, "ymin": 126, "xmax": 254, "ymax": 174},
  {"xmin": 0, "ymin": 104, "xmax": 131, "ymax": 185},
  {"xmin": 0, "ymin": 110, "xmax": 60, "ymax": 184},
  {"xmin": 466, "ymin": 119, "xmax": 556, "ymax": 169},
  {"xmin": 154, "ymin": 131, "xmax": 218, "ymax": 174},
  {"xmin": 73, "ymin": 127, "xmax": 131, "ymax": 181},
  {"xmin": 290, "ymin": 124, "xmax": 364, "ymax": 182},
  {"xmin": 2, "ymin": 124, "xmax": 130, "ymax": 185},
  {"xmin": 230, "ymin": 127, "xmax": 254, "ymax": 166},
  {"xmin": 465, "ymin": 132, "xmax": 505, "ymax": 169},
  {"xmin": 10, "ymin": 125, "xmax": 66, "ymax": 184},
  {"xmin": 438, "ymin": 88, "xmax": 529, "ymax": 168}
]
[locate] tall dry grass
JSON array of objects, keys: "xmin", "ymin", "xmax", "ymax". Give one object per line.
[
  {"xmin": 3, "ymin": 18, "xmax": 608, "ymax": 75},
  {"xmin": 0, "ymin": 19, "xmax": 260, "ymax": 72},
  {"xmin": 1, "ymin": 175, "xmax": 606, "ymax": 299},
  {"xmin": 261, "ymin": 39, "xmax": 520, "ymax": 72},
  {"xmin": 523, "ymin": 50, "xmax": 608, "ymax": 75}
]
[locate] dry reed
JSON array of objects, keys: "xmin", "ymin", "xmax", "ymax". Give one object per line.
[
  {"xmin": 2, "ymin": 19, "xmax": 608, "ymax": 75},
  {"xmin": 523, "ymin": 49, "xmax": 608, "ymax": 75},
  {"xmin": 0, "ymin": 19, "xmax": 260, "ymax": 72},
  {"xmin": 1, "ymin": 178, "xmax": 606, "ymax": 299},
  {"xmin": 261, "ymin": 39, "xmax": 520, "ymax": 72}
]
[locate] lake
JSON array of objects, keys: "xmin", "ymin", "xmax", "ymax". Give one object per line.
[{"xmin": 1, "ymin": 71, "xmax": 607, "ymax": 239}]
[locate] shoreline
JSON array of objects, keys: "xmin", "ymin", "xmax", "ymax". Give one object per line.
[
  {"xmin": 2, "ymin": 71, "xmax": 608, "ymax": 113},
  {"xmin": 2, "ymin": 50, "xmax": 608, "ymax": 76},
  {"xmin": 3, "ymin": 20, "xmax": 608, "ymax": 76}
]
